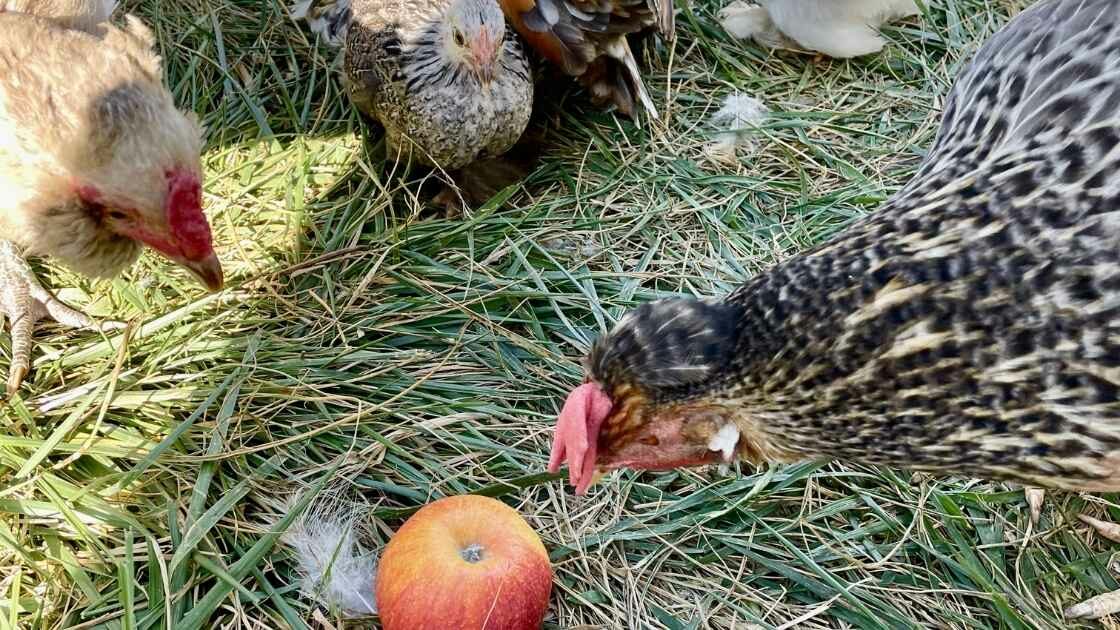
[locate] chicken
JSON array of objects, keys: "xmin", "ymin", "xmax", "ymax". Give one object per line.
[
  {"xmin": 0, "ymin": 13, "xmax": 222, "ymax": 395},
  {"xmin": 291, "ymin": 0, "xmax": 533, "ymax": 209},
  {"xmin": 719, "ymin": 0, "xmax": 918, "ymax": 58},
  {"xmin": 549, "ymin": 0, "xmax": 1120, "ymax": 527},
  {"xmin": 498, "ymin": 0, "xmax": 674, "ymax": 117},
  {"xmin": 1, "ymin": 0, "xmax": 116, "ymax": 31},
  {"xmin": 553, "ymin": 0, "xmax": 1120, "ymax": 616}
]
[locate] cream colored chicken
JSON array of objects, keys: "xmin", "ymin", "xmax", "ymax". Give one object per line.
[{"xmin": 0, "ymin": 12, "xmax": 222, "ymax": 396}]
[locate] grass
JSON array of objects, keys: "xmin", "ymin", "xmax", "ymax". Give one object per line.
[{"xmin": 2, "ymin": 0, "xmax": 1117, "ymax": 628}]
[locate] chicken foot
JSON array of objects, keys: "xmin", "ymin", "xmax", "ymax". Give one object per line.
[{"xmin": 0, "ymin": 241, "xmax": 120, "ymax": 395}]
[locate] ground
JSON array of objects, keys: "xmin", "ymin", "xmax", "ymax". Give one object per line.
[{"xmin": 1, "ymin": 0, "xmax": 1117, "ymax": 628}]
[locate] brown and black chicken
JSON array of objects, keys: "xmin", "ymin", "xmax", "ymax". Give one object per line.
[
  {"xmin": 499, "ymin": 0, "xmax": 674, "ymax": 117},
  {"xmin": 548, "ymin": 0, "xmax": 1120, "ymax": 617}
]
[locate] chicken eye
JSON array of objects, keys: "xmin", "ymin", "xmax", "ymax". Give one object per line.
[
  {"xmin": 107, "ymin": 210, "xmax": 128, "ymax": 221},
  {"xmin": 453, "ymin": 29, "xmax": 465, "ymax": 46}
]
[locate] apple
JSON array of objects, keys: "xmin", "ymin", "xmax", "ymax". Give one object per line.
[{"xmin": 376, "ymin": 494, "xmax": 553, "ymax": 630}]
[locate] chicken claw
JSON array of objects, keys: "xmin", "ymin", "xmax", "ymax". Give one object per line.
[{"xmin": 0, "ymin": 241, "xmax": 122, "ymax": 395}]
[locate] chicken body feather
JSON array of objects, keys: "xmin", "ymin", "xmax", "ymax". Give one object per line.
[
  {"xmin": 720, "ymin": 0, "xmax": 918, "ymax": 58},
  {"xmin": 0, "ymin": 0, "xmax": 116, "ymax": 32},
  {"xmin": 500, "ymin": 0, "xmax": 673, "ymax": 117}
]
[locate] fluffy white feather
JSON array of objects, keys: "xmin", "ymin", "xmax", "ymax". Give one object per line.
[
  {"xmin": 279, "ymin": 498, "xmax": 379, "ymax": 617},
  {"xmin": 720, "ymin": 0, "xmax": 919, "ymax": 58},
  {"xmin": 707, "ymin": 423, "xmax": 741, "ymax": 461},
  {"xmin": 707, "ymin": 92, "xmax": 768, "ymax": 160}
]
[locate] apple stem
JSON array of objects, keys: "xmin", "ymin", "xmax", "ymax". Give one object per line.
[{"xmin": 460, "ymin": 543, "xmax": 484, "ymax": 563}]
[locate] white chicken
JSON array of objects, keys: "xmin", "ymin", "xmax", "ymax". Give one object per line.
[{"xmin": 719, "ymin": 0, "xmax": 919, "ymax": 58}]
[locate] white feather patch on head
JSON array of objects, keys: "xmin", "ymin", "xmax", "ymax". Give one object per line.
[
  {"xmin": 707, "ymin": 423, "xmax": 741, "ymax": 462},
  {"xmin": 290, "ymin": 0, "xmax": 351, "ymax": 46},
  {"xmin": 279, "ymin": 496, "xmax": 379, "ymax": 617},
  {"xmin": 706, "ymin": 92, "xmax": 769, "ymax": 161}
]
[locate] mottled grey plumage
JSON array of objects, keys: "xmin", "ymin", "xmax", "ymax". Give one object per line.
[
  {"xmin": 580, "ymin": 0, "xmax": 1120, "ymax": 492},
  {"xmin": 293, "ymin": 0, "xmax": 533, "ymax": 171}
]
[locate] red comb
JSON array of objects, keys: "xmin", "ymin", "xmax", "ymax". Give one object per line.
[{"xmin": 548, "ymin": 382, "xmax": 613, "ymax": 495}]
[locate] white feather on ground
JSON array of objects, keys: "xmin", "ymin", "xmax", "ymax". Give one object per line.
[
  {"xmin": 278, "ymin": 497, "xmax": 379, "ymax": 617},
  {"xmin": 706, "ymin": 92, "xmax": 769, "ymax": 162}
]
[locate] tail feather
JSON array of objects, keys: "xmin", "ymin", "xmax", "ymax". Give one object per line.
[
  {"xmin": 655, "ymin": 0, "xmax": 675, "ymax": 40},
  {"xmin": 610, "ymin": 37, "xmax": 657, "ymax": 118}
]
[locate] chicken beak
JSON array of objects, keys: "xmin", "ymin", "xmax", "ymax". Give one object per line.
[
  {"xmin": 471, "ymin": 33, "xmax": 497, "ymax": 86},
  {"xmin": 477, "ymin": 62, "xmax": 494, "ymax": 87},
  {"xmin": 181, "ymin": 252, "xmax": 224, "ymax": 292}
]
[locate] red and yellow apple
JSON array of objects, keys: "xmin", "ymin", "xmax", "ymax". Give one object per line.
[{"xmin": 376, "ymin": 495, "xmax": 553, "ymax": 630}]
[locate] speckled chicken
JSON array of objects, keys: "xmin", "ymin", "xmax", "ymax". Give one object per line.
[
  {"xmin": 548, "ymin": 0, "xmax": 1120, "ymax": 589},
  {"xmin": 719, "ymin": 0, "xmax": 918, "ymax": 58},
  {"xmin": 292, "ymin": 0, "xmax": 533, "ymax": 206},
  {"xmin": 498, "ymin": 0, "xmax": 674, "ymax": 117},
  {"xmin": 0, "ymin": 12, "xmax": 222, "ymax": 395}
]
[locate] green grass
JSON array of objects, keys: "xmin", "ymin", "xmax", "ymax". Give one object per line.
[{"xmin": 2, "ymin": 0, "xmax": 1117, "ymax": 628}]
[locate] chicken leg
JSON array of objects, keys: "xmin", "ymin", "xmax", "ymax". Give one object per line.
[{"xmin": 0, "ymin": 241, "xmax": 120, "ymax": 395}]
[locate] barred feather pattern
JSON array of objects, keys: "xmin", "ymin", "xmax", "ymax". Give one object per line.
[{"xmin": 589, "ymin": 0, "xmax": 1120, "ymax": 491}]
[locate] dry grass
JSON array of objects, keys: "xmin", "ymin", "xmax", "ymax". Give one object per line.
[{"xmin": 1, "ymin": 0, "xmax": 1117, "ymax": 628}]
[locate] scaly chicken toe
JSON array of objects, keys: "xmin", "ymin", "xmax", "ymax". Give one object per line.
[{"xmin": 0, "ymin": 241, "xmax": 122, "ymax": 395}]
